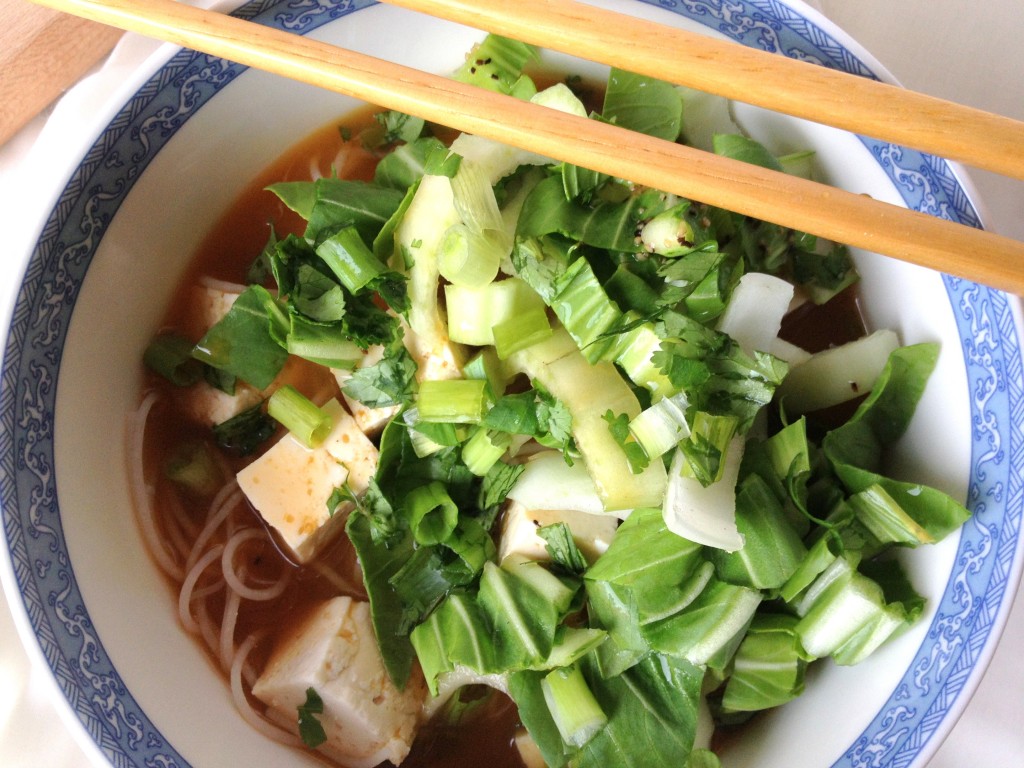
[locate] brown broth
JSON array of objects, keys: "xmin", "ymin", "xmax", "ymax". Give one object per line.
[{"xmin": 778, "ymin": 284, "xmax": 867, "ymax": 354}]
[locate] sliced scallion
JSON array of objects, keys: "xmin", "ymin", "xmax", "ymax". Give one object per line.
[
  {"xmin": 446, "ymin": 278, "xmax": 547, "ymax": 347},
  {"xmin": 639, "ymin": 203, "xmax": 695, "ymax": 257},
  {"xmin": 417, "ymin": 379, "xmax": 490, "ymax": 423},
  {"xmin": 462, "ymin": 427, "xmax": 512, "ymax": 476},
  {"xmin": 437, "ymin": 224, "xmax": 504, "ymax": 287},
  {"xmin": 267, "ymin": 385, "xmax": 334, "ymax": 448},
  {"xmin": 316, "ymin": 225, "xmax": 387, "ymax": 294},
  {"xmin": 406, "ymin": 481, "xmax": 459, "ymax": 545}
]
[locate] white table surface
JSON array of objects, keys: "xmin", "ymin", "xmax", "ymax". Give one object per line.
[{"xmin": 1, "ymin": 1, "xmax": 1022, "ymax": 766}]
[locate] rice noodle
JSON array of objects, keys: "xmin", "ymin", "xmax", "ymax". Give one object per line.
[
  {"xmin": 221, "ymin": 528, "xmax": 291, "ymax": 601},
  {"xmin": 126, "ymin": 390, "xmax": 185, "ymax": 580},
  {"xmin": 230, "ymin": 632, "xmax": 304, "ymax": 747},
  {"xmin": 186, "ymin": 482, "xmax": 242, "ymax": 573},
  {"xmin": 310, "ymin": 559, "xmax": 360, "ymax": 596},
  {"xmin": 178, "ymin": 544, "xmax": 225, "ymax": 635},
  {"xmin": 220, "ymin": 576, "xmax": 244, "ymax": 673},
  {"xmin": 195, "ymin": 599, "xmax": 220, "ymax": 659},
  {"xmin": 197, "ymin": 275, "xmax": 247, "ymax": 294},
  {"xmin": 163, "ymin": 492, "xmax": 196, "ymax": 563}
]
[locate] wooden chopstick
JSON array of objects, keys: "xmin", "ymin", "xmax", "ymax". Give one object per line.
[
  {"xmin": 28, "ymin": 0, "xmax": 1024, "ymax": 295},
  {"xmin": 383, "ymin": 0, "xmax": 1024, "ymax": 183}
]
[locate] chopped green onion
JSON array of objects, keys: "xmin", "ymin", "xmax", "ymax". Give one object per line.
[
  {"xmin": 541, "ymin": 665, "xmax": 607, "ymax": 748},
  {"xmin": 462, "ymin": 427, "xmax": 512, "ymax": 476},
  {"xmin": 267, "ymin": 386, "xmax": 334, "ymax": 448},
  {"xmin": 462, "ymin": 348, "xmax": 511, "ymax": 398},
  {"xmin": 316, "ymin": 225, "xmax": 387, "ymax": 294},
  {"xmin": 446, "ymin": 278, "xmax": 547, "ymax": 347},
  {"xmin": 492, "ymin": 306, "xmax": 553, "ymax": 359},
  {"xmin": 639, "ymin": 203, "xmax": 695, "ymax": 257},
  {"xmin": 143, "ymin": 332, "xmax": 202, "ymax": 386},
  {"xmin": 417, "ymin": 379, "xmax": 490, "ymax": 423},
  {"xmin": 406, "ymin": 481, "xmax": 459, "ymax": 545},
  {"xmin": 437, "ymin": 224, "xmax": 504, "ymax": 287}
]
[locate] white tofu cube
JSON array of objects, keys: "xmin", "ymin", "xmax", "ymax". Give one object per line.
[
  {"xmin": 498, "ymin": 501, "xmax": 619, "ymax": 566},
  {"xmin": 333, "ymin": 345, "xmax": 401, "ymax": 437},
  {"xmin": 184, "ymin": 279, "xmax": 244, "ymax": 339},
  {"xmin": 181, "ymin": 380, "xmax": 264, "ymax": 428},
  {"xmin": 236, "ymin": 399, "xmax": 378, "ymax": 563},
  {"xmin": 398, "ymin": 317, "xmax": 463, "ymax": 383},
  {"xmin": 179, "ymin": 281, "xmax": 318, "ymax": 428},
  {"xmin": 252, "ymin": 596, "xmax": 426, "ymax": 768}
]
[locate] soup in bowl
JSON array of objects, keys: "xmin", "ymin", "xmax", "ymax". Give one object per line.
[{"xmin": 1, "ymin": 1, "xmax": 1021, "ymax": 767}]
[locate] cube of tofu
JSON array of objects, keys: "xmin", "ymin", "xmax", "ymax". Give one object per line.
[
  {"xmin": 498, "ymin": 501, "xmax": 619, "ymax": 566},
  {"xmin": 252, "ymin": 596, "xmax": 426, "ymax": 768},
  {"xmin": 184, "ymin": 279, "xmax": 244, "ymax": 340},
  {"xmin": 398, "ymin": 317, "xmax": 463, "ymax": 383},
  {"xmin": 236, "ymin": 399, "xmax": 378, "ymax": 563},
  {"xmin": 333, "ymin": 345, "xmax": 401, "ymax": 437},
  {"xmin": 179, "ymin": 281, "xmax": 318, "ymax": 428},
  {"xmin": 412, "ymin": 337, "xmax": 464, "ymax": 383}
]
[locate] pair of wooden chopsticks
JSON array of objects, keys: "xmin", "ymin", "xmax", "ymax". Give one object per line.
[{"xmin": 28, "ymin": 0, "xmax": 1024, "ymax": 294}]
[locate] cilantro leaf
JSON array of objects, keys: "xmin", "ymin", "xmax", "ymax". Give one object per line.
[
  {"xmin": 342, "ymin": 340, "xmax": 418, "ymax": 408},
  {"xmin": 538, "ymin": 522, "xmax": 588, "ymax": 575},
  {"xmin": 602, "ymin": 410, "xmax": 650, "ymax": 472},
  {"xmin": 297, "ymin": 687, "xmax": 327, "ymax": 748}
]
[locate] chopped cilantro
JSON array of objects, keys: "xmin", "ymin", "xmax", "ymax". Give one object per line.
[{"xmin": 297, "ymin": 687, "xmax": 327, "ymax": 748}]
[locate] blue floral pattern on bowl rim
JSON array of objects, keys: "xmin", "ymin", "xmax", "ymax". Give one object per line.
[{"xmin": 1, "ymin": 0, "xmax": 1021, "ymax": 766}]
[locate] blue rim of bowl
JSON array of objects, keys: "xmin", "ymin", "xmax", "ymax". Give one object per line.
[{"xmin": 1, "ymin": 0, "xmax": 1021, "ymax": 766}]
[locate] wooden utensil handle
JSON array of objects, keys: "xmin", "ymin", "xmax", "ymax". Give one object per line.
[{"xmin": 0, "ymin": 0, "xmax": 122, "ymax": 145}]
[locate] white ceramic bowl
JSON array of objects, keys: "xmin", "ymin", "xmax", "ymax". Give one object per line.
[{"xmin": 2, "ymin": 1, "xmax": 1022, "ymax": 766}]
